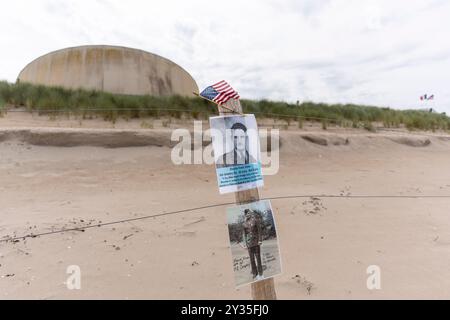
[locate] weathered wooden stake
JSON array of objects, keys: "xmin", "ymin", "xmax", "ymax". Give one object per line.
[{"xmin": 219, "ymin": 99, "xmax": 277, "ymax": 300}]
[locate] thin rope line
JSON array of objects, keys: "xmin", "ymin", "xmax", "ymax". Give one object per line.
[
  {"xmin": 3, "ymin": 107, "xmax": 449, "ymax": 127},
  {"xmin": 3, "ymin": 108, "xmax": 205, "ymax": 112},
  {"xmin": 0, "ymin": 201, "xmax": 236, "ymax": 243},
  {"xmin": 265, "ymin": 194, "xmax": 450, "ymax": 200},
  {"xmin": 1, "ymin": 194, "xmax": 449, "ymax": 243},
  {"xmin": 1, "ymin": 107, "xmax": 344, "ymax": 122}
]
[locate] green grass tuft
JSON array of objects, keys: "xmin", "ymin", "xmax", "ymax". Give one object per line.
[{"xmin": 1, "ymin": 81, "xmax": 449, "ymax": 131}]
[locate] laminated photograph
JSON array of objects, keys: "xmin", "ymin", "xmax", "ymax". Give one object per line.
[
  {"xmin": 226, "ymin": 200, "xmax": 282, "ymax": 287},
  {"xmin": 209, "ymin": 114, "xmax": 264, "ymax": 194}
]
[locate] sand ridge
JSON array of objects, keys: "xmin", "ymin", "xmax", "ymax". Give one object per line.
[{"xmin": 1, "ymin": 114, "xmax": 450, "ymax": 299}]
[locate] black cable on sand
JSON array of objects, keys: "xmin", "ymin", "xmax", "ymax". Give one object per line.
[{"xmin": 1, "ymin": 194, "xmax": 450, "ymax": 243}]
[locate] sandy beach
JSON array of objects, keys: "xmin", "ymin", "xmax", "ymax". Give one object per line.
[{"xmin": 1, "ymin": 113, "xmax": 450, "ymax": 299}]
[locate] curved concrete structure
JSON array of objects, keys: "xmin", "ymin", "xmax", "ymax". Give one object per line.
[{"xmin": 17, "ymin": 45, "xmax": 198, "ymax": 96}]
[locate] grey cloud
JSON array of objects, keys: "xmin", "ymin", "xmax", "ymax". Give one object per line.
[
  {"xmin": 267, "ymin": 0, "xmax": 331, "ymax": 17},
  {"xmin": 1, "ymin": 0, "xmax": 450, "ymax": 113}
]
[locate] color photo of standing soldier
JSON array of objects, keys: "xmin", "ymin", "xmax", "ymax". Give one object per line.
[
  {"xmin": 241, "ymin": 208, "xmax": 264, "ymax": 280},
  {"xmin": 226, "ymin": 200, "xmax": 282, "ymax": 287}
]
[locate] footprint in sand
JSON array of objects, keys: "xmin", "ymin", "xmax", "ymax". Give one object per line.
[
  {"xmin": 300, "ymin": 197, "xmax": 327, "ymax": 216},
  {"xmin": 291, "ymin": 274, "xmax": 315, "ymax": 295}
]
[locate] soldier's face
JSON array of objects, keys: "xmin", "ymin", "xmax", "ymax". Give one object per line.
[{"xmin": 233, "ymin": 129, "xmax": 246, "ymax": 151}]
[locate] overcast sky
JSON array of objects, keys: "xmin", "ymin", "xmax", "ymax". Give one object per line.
[{"xmin": 1, "ymin": 0, "xmax": 449, "ymax": 112}]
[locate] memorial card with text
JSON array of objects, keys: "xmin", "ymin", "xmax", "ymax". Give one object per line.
[
  {"xmin": 226, "ymin": 200, "xmax": 282, "ymax": 287},
  {"xmin": 210, "ymin": 114, "xmax": 263, "ymax": 194}
]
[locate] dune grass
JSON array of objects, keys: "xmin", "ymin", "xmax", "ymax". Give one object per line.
[
  {"xmin": 0, "ymin": 81, "xmax": 212, "ymax": 122},
  {"xmin": 1, "ymin": 80, "xmax": 449, "ymax": 131}
]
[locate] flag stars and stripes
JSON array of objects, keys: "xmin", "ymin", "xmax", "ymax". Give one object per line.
[
  {"xmin": 200, "ymin": 80, "xmax": 240, "ymax": 105},
  {"xmin": 420, "ymin": 94, "xmax": 434, "ymax": 101}
]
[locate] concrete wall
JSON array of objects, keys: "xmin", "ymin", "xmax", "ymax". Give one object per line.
[{"xmin": 17, "ymin": 45, "xmax": 198, "ymax": 96}]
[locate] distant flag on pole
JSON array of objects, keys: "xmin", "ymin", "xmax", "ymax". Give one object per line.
[
  {"xmin": 199, "ymin": 80, "xmax": 240, "ymax": 105},
  {"xmin": 420, "ymin": 94, "xmax": 434, "ymax": 100}
]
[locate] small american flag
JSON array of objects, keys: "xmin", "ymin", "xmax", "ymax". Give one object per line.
[
  {"xmin": 199, "ymin": 80, "xmax": 240, "ymax": 105},
  {"xmin": 420, "ymin": 94, "xmax": 434, "ymax": 100}
]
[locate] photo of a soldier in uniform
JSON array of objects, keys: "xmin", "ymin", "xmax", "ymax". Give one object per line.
[
  {"xmin": 216, "ymin": 122, "xmax": 257, "ymax": 168},
  {"xmin": 226, "ymin": 200, "xmax": 282, "ymax": 287},
  {"xmin": 209, "ymin": 114, "xmax": 263, "ymax": 194},
  {"xmin": 241, "ymin": 208, "xmax": 264, "ymax": 280}
]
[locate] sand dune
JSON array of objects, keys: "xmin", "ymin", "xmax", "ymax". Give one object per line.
[{"xmin": 1, "ymin": 114, "xmax": 450, "ymax": 299}]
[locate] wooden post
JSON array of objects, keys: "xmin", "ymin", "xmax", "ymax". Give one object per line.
[{"xmin": 219, "ymin": 99, "xmax": 277, "ymax": 300}]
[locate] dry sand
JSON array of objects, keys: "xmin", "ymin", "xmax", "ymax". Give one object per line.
[{"xmin": 1, "ymin": 112, "xmax": 450, "ymax": 299}]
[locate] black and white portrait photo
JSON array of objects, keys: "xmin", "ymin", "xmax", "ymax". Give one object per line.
[
  {"xmin": 226, "ymin": 200, "xmax": 282, "ymax": 287},
  {"xmin": 215, "ymin": 121, "xmax": 257, "ymax": 168},
  {"xmin": 210, "ymin": 115, "xmax": 263, "ymax": 194}
]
